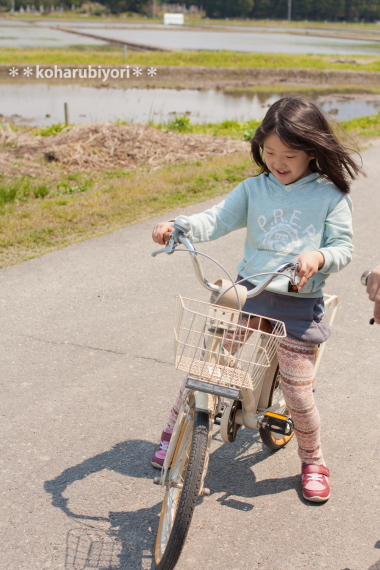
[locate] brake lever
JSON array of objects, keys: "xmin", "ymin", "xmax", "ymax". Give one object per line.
[
  {"xmin": 287, "ymin": 262, "xmax": 301, "ymax": 292},
  {"xmin": 151, "ymin": 235, "xmax": 176, "ymax": 257},
  {"xmin": 151, "ymin": 217, "xmax": 191, "ymax": 258}
]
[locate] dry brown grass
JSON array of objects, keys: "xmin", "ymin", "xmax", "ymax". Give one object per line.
[{"xmin": 0, "ymin": 122, "xmax": 248, "ymax": 177}]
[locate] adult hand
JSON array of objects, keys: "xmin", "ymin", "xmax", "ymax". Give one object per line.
[
  {"xmin": 295, "ymin": 251, "xmax": 325, "ymax": 290},
  {"xmin": 152, "ymin": 222, "xmax": 175, "ymax": 245},
  {"xmin": 366, "ymin": 264, "xmax": 380, "ymax": 324}
]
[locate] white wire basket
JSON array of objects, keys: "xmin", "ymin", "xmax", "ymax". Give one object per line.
[{"xmin": 174, "ymin": 296, "xmax": 287, "ymax": 391}]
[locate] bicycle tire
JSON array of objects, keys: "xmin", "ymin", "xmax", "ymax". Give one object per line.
[
  {"xmin": 259, "ymin": 366, "xmax": 294, "ymax": 450},
  {"xmin": 155, "ymin": 409, "xmax": 209, "ymax": 570}
]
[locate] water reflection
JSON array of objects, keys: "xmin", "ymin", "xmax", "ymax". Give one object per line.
[{"xmin": 0, "ymin": 84, "xmax": 378, "ymax": 125}]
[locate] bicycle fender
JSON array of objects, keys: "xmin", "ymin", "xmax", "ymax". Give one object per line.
[{"xmin": 194, "ymin": 391, "xmax": 214, "ymax": 414}]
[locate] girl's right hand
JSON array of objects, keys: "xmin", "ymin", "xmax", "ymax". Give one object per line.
[{"xmin": 152, "ymin": 222, "xmax": 175, "ymax": 245}]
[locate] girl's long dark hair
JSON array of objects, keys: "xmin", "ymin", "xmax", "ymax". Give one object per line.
[{"xmin": 251, "ymin": 96, "xmax": 365, "ymax": 194}]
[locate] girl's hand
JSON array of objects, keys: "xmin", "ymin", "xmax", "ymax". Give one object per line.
[
  {"xmin": 152, "ymin": 222, "xmax": 175, "ymax": 245},
  {"xmin": 366, "ymin": 264, "xmax": 380, "ymax": 324},
  {"xmin": 295, "ymin": 251, "xmax": 325, "ymax": 290}
]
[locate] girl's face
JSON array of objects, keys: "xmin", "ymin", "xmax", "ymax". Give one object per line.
[{"xmin": 262, "ymin": 134, "xmax": 315, "ymax": 185}]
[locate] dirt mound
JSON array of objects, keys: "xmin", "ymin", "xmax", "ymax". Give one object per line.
[{"xmin": 0, "ymin": 123, "xmax": 249, "ymax": 175}]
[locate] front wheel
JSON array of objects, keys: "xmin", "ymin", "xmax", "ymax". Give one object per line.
[
  {"xmin": 259, "ymin": 366, "xmax": 294, "ymax": 450},
  {"xmin": 155, "ymin": 409, "xmax": 209, "ymax": 570}
]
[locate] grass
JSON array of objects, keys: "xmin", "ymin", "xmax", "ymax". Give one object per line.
[
  {"xmin": 2, "ymin": 47, "xmax": 380, "ymax": 71},
  {"xmin": 4, "ymin": 12, "xmax": 380, "ymax": 29},
  {"xmin": 0, "ymin": 152, "xmax": 254, "ymax": 267},
  {"xmin": 340, "ymin": 112, "xmax": 380, "ymax": 137},
  {"xmin": 1, "ymin": 111, "xmax": 380, "ymax": 268},
  {"xmin": 153, "ymin": 117, "xmax": 261, "ymax": 139},
  {"xmin": 33, "ymin": 123, "xmax": 69, "ymax": 136},
  {"xmin": 0, "ymin": 173, "xmax": 93, "ymax": 207},
  {"xmin": 224, "ymin": 85, "xmax": 380, "ymax": 96},
  {"xmin": 152, "ymin": 112, "xmax": 380, "ymax": 140}
]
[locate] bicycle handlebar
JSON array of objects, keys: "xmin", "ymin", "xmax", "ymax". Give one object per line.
[
  {"xmin": 361, "ymin": 270, "xmax": 371, "ymax": 287},
  {"xmin": 361, "ymin": 270, "xmax": 376, "ymax": 325},
  {"xmin": 151, "ymin": 216, "xmax": 301, "ymax": 299}
]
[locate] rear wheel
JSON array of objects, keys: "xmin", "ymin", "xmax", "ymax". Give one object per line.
[
  {"xmin": 155, "ymin": 409, "xmax": 209, "ymax": 570},
  {"xmin": 259, "ymin": 366, "xmax": 294, "ymax": 450}
]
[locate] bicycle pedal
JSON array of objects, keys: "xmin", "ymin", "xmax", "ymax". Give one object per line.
[{"xmin": 260, "ymin": 412, "xmax": 294, "ymax": 436}]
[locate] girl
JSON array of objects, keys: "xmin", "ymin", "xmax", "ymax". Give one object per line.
[{"xmin": 151, "ymin": 96, "xmax": 364, "ymax": 503}]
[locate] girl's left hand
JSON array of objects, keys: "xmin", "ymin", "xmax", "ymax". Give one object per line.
[{"xmin": 295, "ymin": 251, "xmax": 325, "ymax": 290}]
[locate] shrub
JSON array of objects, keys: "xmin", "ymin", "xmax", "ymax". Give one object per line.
[
  {"xmin": 167, "ymin": 116, "xmax": 192, "ymax": 133},
  {"xmin": 35, "ymin": 123, "xmax": 68, "ymax": 137}
]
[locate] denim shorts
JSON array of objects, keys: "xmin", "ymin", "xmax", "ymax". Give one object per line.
[{"xmin": 238, "ymin": 276, "xmax": 332, "ymax": 345}]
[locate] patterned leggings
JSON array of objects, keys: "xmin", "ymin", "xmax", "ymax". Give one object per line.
[{"xmin": 166, "ymin": 333, "xmax": 323, "ymax": 466}]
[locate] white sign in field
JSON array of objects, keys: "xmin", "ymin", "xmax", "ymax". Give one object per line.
[{"xmin": 163, "ymin": 13, "xmax": 184, "ymax": 25}]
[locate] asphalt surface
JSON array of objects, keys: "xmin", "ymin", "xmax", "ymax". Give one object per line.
[{"xmin": 1, "ymin": 146, "xmax": 380, "ymax": 570}]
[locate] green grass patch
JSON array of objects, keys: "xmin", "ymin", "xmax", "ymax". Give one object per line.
[
  {"xmin": 153, "ymin": 112, "xmax": 380, "ymax": 140},
  {"xmin": 152, "ymin": 117, "xmax": 261, "ymax": 140},
  {"xmin": 0, "ymin": 177, "xmax": 50, "ymax": 205},
  {"xmin": 223, "ymin": 85, "xmax": 380, "ymax": 96},
  {"xmin": 0, "ymin": 152, "xmax": 255, "ymax": 267},
  {"xmin": 33, "ymin": 123, "xmax": 70, "ymax": 137},
  {"xmin": 2, "ymin": 47, "xmax": 380, "ymax": 71},
  {"xmin": 0, "ymin": 173, "xmax": 94, "ymax": 208},
  {"xmin": 340, "ymin": 111, "xmax": 380, "ymax": 137}
]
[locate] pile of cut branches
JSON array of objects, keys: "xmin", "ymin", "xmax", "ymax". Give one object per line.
[{"xmin": 0, "ymin": 123, "xmax": 249, "ymax": 176}]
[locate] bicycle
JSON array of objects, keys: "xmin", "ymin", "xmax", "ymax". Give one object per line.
[{"xmin": 151, "ymin": 216, "xmax": 339, "ymax": 570}]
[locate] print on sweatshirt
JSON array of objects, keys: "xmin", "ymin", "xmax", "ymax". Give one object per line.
[{"xmin": 258, "ymin": 208, "xmax": 323, "ymax": 254}]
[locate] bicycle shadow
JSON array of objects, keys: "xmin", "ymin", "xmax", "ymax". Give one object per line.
[
  {"xmin": 44, "ymin": 429, "xmax": 308, "ymax": 569},
  {"xmin": 44, "ymin": 439, "xmax": 161, "ymax": 570},
  {"xmin": 205, "ymin": 426, "xmax": 305, "ymax": 508}
]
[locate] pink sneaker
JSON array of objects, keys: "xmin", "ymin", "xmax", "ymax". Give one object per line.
[
  {"xmin": 301, "ymin": 464, "xmax": 331, "ymax": 502},
  {"xmin": 151, "ymin": 426, "xmax": 173, "ymax": 469}
]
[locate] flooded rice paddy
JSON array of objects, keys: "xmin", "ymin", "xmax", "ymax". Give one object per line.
[
  {"xmin": 0, "ymin": 19, "xmax": 380, "ymax": 54},
  {"xmin": 0, "ymin": 23, "xmax": 107, "ymax": 47},
  {"xmin": 66, "ymin": 26, "xmax": 380, "ymax": 55},
  {"xmin": 1, "ymin": 84, "xmax": 379, "ymax": 126}
]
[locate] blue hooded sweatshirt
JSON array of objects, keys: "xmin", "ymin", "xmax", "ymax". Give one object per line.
[{"xmin": 182, "ymin": 172, "xmax": 353, "ymax": 298}]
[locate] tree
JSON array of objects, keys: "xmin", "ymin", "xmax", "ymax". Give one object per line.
[
  {"xmin": 203, "ymin": 0, "xmax": 254, "ymax": 18},
  {"xmin": 96, "ymin": 0, "xmax": 149, "ymax": 12}
]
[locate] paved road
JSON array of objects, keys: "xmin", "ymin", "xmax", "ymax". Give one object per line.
[{"xmin": 1, "ymin": 146, "xmax": 380, "ymax": 570}]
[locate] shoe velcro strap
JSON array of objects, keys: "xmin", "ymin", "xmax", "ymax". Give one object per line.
[{"xmin": 302, "ymin": 464, "xmax": 330, "ymax": 477}]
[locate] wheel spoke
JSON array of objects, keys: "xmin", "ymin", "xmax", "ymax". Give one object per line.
[
  {"xmin": 170, "ymin": 420, "xmax": 192, "ymax": 481},
  {"xmin": 155, "ymin": 411, "xmax": 209, "ymax": 569},
  {"xmin": 157, "ymin": 416, "xmax": 193, "ymax": 558}
]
